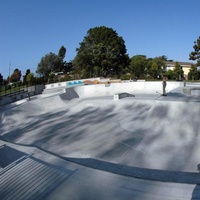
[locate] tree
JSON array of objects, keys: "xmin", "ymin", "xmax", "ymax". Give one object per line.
[
  {"xmin": 129, "ymin": 55, "xmax": 147, "ymax": 79},
  {"xmin": 150, "ymin": 62, "xmax": 159, "ymax": 79},
  {"xmin": 164, "ymin": 69, "xmax": 175, "ymax": 80},
  {"xmin": 73, "ymin": 26, "xmax": 130, "ymax": 78},
  {"xmin": 10, "ymin": 68, "xmax": 21, "ymax": 82},
  {"xmin": 58, "ymin": 46, "xmax": 67, "ymax": 72},
  {"xmin": 63, "ymin": 61, "xmax": 73, "ymax": 74},
  {"xmin": 161, "ymin": 55, "xmax": 168, "ymax": 61},
  {"xmin": 144, "ymin": 56, "xmax": 166, "ymax": 79},
  {"xmin": 37, "ymin": 46, "xmax": 67, "ymax": 80},
  {"xmin": 23, "ymin": 69, "xmax": 31, "ymax": 85},
  {"xmin": 189, "ymin": 36, "xmax": 200, "ymax": 66},
  {"xmin": 188, "ymin": 64, "xmax": 200, "ymax": 80},
  {"xmin": 152, "ymin": 56, "xmax": 166, "ymax": 70},
  {"xmin": 26, "ymin": 73, "xmax": 34, "ymax": 86},
  {"xmin": 0, "ymin": 73, "xmax": 3, "ymax": 85},
  {"xmin": 36, "ymin": 52, "xmax": 60, "ymax": 77},
  {"xmin": 58, "ymin": 45, "xmax": 66, "ymax": 61},
  {"xmin": 173, "ymin": 62, "xmax": 184, "ymax": 80}
]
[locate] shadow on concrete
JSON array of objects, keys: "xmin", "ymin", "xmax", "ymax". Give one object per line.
[
  {"xmin": 191, "ymin": 164, "xmax": 200, "ymax": 199},
  {"xmin": 0, "ymin": 145, "xmax": 27, "ymax": 168},
  {"xmin": 66, "ymin": 157, "xmax": 200, "ymax": 184},
  {"xmin": 159, "ymin": 91, "xmax": 200, "ymax": 102},
  {"xmin": 0, "ymin": 149, "xmax": 76, "ymax": 200},
  {"xmin": 1, "ymin": 96, "xmax": 200, "ymax": 173}
]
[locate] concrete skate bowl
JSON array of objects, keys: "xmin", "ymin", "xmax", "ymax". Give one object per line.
[{"xmin": 1, "ymin": 81, "xmax": 200, "ymax": 178}]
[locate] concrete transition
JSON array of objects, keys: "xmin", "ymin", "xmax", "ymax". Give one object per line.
[{"xmin": 1, "ymin": 81, "xmax": 200, "ymax": 199}]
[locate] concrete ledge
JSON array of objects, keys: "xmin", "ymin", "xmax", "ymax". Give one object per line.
[
  {"xmin": 191, "ymin": 88, "xmax": 200, "ymax": 96},
  {"xmin": 114, "ymin": 92, "xmax": 133, "ymax": 100},
  {"xmin": 183, "ymin": 87, "xmax": 200, "ymax": 96},
  {"xmin": 66, "ymin": 157, "xmax": 200, "ymax": 184}
]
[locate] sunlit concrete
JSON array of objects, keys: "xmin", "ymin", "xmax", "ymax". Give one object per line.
[
  {"xmin": 0, "ymin": 81, "xmax": 200, "ymax": 199},
  {"xmin": 1, "ymin": 82, "xmax": 200, "ymax": 172},
  {"xmin": 0, "ymin": 140, "xmax": 197, "ymax": 200}
]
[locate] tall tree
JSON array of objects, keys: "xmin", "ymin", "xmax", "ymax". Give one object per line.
[
  {"xmin": 188, "ymin": 64, "xmax": 200, "ymax": 80},
  {"xmin": 161, "ymin": 55, "xmax": 168, "ymax": 61},
  {"xmin": 150, "ymin": 62, "xmax": 159, "ymax": 79},
  {"xmin": 0, "ymin": 73, "xmax": 3, "ymax": 85},
  {"xmin": 73, "ymin": 26, "xmax": 130, "ymax": 78},
  {"xmin": 173, "ymin": 62, "xmax": 184, "ymax": 80},
  {"xmin": 26, "ymin": 73, "xmax": 34, "ymax": 86},
  {"xmin": 10, "ymin": 69, "xmax": 21, "ymax": 82},
  {"xmin": 37, "ymin": 46, "xmax": 67, "ymax": 79},
  {"xmin": 63, "ymin": 61, "xmax": 73, "ymax": 74},
  {"xmin": 58, "ymin": 45, "xmax": 66, "ymax": 61},
  {"xmin": 36, "ymin": 52, "xmax": 60, "ymax": 77},
  {"xmin": 129, "ymin": 55, "xmax": 147, "ymax": 79},
  {"xmin": 58, "ymin": 46, "xmax": 67, "ymax": 72},
  {"xmin": 189, "ymin": 36, "xmax": 200, "ymax": 66},
  {"xmin": 23, "ymin": 69, "xmax": 31, "ymax": 85}
]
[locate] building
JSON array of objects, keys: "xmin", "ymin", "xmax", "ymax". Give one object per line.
[{"xmin": 164, "ymin": 61, "xmax": 193, "ymax": 80}]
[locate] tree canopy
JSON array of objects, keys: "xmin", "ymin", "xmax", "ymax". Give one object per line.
[
  {"xmin": 0, "ymin": 73, "xmax": 3, "ymax": 85},
  {"xmin": 129, "ymin": 55, "xmax": 166, "ymax": 79},
  {"xmin": 10, "ymin": 68, "xmax": 21, "ymax": 82},
  {"xmin": 36, "ymin": 46, "xmax": 67, "ymax": 77},
  {"xmin": 173, "ymin": 62, "xmax": 184, "ymax": 80},
  {"xmin": 188, "ymin": 64, "xmax": 200, "ymax": 80},
  {"xmin": 189, "ymin": 36, "xmax": 200, "ymax": 66},
  {"xmin": 73, "ymin": 26, "xmax": 130, "ymax": 78},
  {"xmin": 129, "ymin": 55, "xmax": 147, "ymax": 79}
]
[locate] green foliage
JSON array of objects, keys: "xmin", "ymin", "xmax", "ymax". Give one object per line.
[
  {"xmin": 37, "ymin": 52, "xmax": 61, "ymax": 77},
  {"xmin": 164, "ymin": 70, "xmax": 175, "ymax": 80},
  {"xmin": 173, "ymin": 62, "xmax": 184, "ymax": 80},
  {"xmin": 152, "ymin": 56, "xmax": 166, "ymax": 70},
  {"xmin": 128, "ymin": 55, "xmax": 166, "ymax": 80},
  {"xmin": 48, "ymin": 72, "xmax": 56, "ymax": 83},
  {"xmin": 129, "ymin": 55, "xmax": 147, "ymax": 79},
  {"xmin": 58, "ymin": 46, "xmax": 67, "ymax": 72},
  {"xmin": 150, "ymin": 62, "xmax": 158, "ymax": 79},
  {"xmin": 23, "ymin": 69, "xmax": 31, "ymax": 85},
  {"xmin": 10, "ymin": 69, "xmax": 21, "ymax": 82},
  {"xmin": 73, "ymin": 26, "xmax": 129, "ymax": 78},
  {"xmin": 0, "ymin": 73, "xmax": 3, "ymax": 85},
  {"xmin": 189, "ymin": 36, "xmax": 200, "ymax": 80},
  {"xmin": 188, "ymin": 64, "xmax": 200, "ymax": 80},
  {"xmin": 11, "ymin": 81, "xmax": 23, "ymax": 88},
  {"xmin": 59, "ymin": 75, "xmax": 72, "ymax": 82},
  {"xmin": 189, "ymin": 36, "xmax": 200, "ymax": 65},
  {"xmin": 5, "ymin": 85, "xmax": 11, "ymax": 90},
  {"xmin": 37, "ymin": 46, "xmax": 67, "ymax": 80},
  {"xmin": 58, "ymin": 45, "xmax": 66, "ymax": 61},
  {"xmin": 26, "ymin": 73, "xmax": 34, "ymax": 85},
  {"xmin": 63, "ymin": 61, "xmax": 73, "ymax": 74},
  {"xmin": 120, "ymin": 74, "xmax": 132, "ymax": 80}
]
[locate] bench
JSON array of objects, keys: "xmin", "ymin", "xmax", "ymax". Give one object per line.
[{"xmin": 113, "ymin": 92, "xmax": 134, "ymax": 100}]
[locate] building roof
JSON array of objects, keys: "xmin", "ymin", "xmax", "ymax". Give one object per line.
[{"xmin": 165, "ymin": 61, "xmax": 193, "ymax": 66}]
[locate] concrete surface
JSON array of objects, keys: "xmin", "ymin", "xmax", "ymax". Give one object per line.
[
  {"xmin": 0, "ymin": 81, "xmax": 200, "ymax": 199},
  {"xmin": 0, "ymin": 140, "xmax": 198, "ymax": 200}
]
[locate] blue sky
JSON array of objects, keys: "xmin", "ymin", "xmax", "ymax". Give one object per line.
[{"xmin": 0, "ymin": 0, "xmax": 199, "ymax": 78}]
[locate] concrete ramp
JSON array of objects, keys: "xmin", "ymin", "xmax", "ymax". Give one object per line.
[
  {"xmin": 73, "ymin": 82, "xmax": 185, "ymax": 98},
  {"xmin": 61, "ymin": 87, "xmax": 79, "ymax": 100},
  {"xmin": 1, "ymin": 81, "xmax": 200, "ymax": 174},
  {"xmin": 1, "ymin": 96, "xmax": 200, "ymax": 172}
]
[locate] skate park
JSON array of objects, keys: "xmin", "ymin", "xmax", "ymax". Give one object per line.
[{"xmin": 0, "ymin": 80, "xmax": 200, "ymax": 199}]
